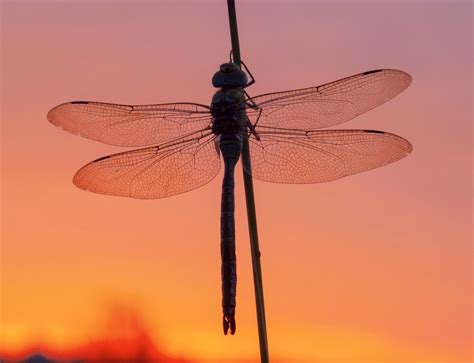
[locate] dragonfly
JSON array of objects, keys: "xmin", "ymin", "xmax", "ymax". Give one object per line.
[{"xmin": 47, "ymin": 60, "xmax": 412, "ymax": 335}]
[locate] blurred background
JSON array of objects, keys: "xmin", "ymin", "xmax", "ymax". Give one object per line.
[{"xmin": 1, "ymin": 1, "xmax": 472, "ymax": 362}]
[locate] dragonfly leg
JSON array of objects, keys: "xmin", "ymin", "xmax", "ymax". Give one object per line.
[
  {"xmin": 244, "ymin": 88, "xmax": 263, "ymax": 132},
  {"xmin": 244, "ymin": 90, "xmax": 258, "ymax": 109},
  {"xmin": 241, "ymin": 60, "xmax": 256, "ymax": 88},
  {"xmin": 246, "ymin": 116, "xmax": 261, "ymax": 141},
  {"xmin": 251, "ymin": 107, "xmax": 263, "ymax": 128},
  {"xmin": 242, "ymin": 94, "xmax": 262, "ymax": 140}
]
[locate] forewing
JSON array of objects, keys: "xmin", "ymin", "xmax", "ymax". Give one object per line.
[
  {"xmin": 247, "ymin": 69, "xmax": 411, "ymax": 130},
  {"xmin": 73, "ymin": 132, "xmax": 220, "ymax": 199},
  {"xmin": 248, "ymin": 129, "xmax": 412, "ymax": 183},
  {"xmin": 47, "ymin": 101, "xmax": 212, "ymax": 146}
]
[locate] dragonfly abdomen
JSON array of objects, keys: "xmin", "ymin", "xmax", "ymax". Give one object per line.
[
  {"xmin": 219, "ymin": 133, "xmax": 242, "ymax": 335},
  {"xmin": 211, "ymin": 82, "xmax": 247, "ymax": 335}
]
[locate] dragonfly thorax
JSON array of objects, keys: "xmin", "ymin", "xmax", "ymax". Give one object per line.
[{"xmin": 211, "ymin": 88, "xmax": 247, "ymax": 136}]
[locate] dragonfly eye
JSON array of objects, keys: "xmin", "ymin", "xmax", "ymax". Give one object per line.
[
  {"xmin": 213, "ymin": 63, "xmax": 248, "ymax": 88},
  {"xmin": 220, "ymin": 63, "xmax": 238, "ymax": 73}
]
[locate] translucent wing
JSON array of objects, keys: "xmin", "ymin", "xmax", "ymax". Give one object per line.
[
  {"xmin": 247, "ymin": 69, "xmax": 411, "ymax": 130},
  {"xmin": 247, "ymin": 128, "xmax": 412, "ymax": 183},
  {"xmin": 73, "ymin": 131, "xmax": 220, "ymax": 199},
  {"xmin": 47, "ymin": 101, "xmax": 212, "ymax": 147}
]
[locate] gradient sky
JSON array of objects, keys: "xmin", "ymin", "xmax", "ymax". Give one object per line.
[{"xmin": 1, "ymin": 1, "xmax": 472, "ymax": 362}]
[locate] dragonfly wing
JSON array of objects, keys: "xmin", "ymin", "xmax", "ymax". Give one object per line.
[
  {"xmin": 73, "ymin": 131, "xmax": 220, "ymax": 199},
  {"xmin": 47, "ymin": 101, "xmax": 212, "ymax": 146},
  {"xmin": 247, "ymin": 129, "xmax": 412, "ymax": 183},
  {"xmin": 247, "ymin": 69, "xmax": 411, "ymax": 130}
]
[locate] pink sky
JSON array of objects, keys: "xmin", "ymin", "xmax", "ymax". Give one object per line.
[{"xmin": 1, "ymin": 1, "xmax": 472, "ymax": 362}]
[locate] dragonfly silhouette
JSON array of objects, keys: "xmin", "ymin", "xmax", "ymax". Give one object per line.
[{"xmin": 47, "ymin": 60, "xmax": 412, "ymax": 335}]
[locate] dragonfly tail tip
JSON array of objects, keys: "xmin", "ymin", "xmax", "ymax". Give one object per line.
[{"xmin": 223, "ymin": 314, "xmax": 236, "ymax": 335}]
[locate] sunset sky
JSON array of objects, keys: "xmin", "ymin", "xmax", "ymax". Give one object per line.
[{"xmin": 1, "ymin": 1, "xmax": 472, "ymax": 362}]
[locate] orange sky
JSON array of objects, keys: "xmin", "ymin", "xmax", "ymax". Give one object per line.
[{"xmin": 1, "ymin": 1, "xmax": 472, "ymax": 362}]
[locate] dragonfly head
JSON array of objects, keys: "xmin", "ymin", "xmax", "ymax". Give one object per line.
[{"xmin": 212, "ymin": 62, "xmax": 248, "ymax": 89}]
